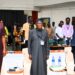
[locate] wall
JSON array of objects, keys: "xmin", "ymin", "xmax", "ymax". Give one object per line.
[
  {"xmin": 38, "ymin": 3, "xmax": 75, "ymax": 26},
  {"xmin": 0, "ymin": 0, "xmax": 34, "ymax": 10},
  {"xmin": 34, "ymin": 0, "xmax": 75, "ymax": 6},
  {"xmin": 0, "ymin": 0, "xmax": 75, "ymax": 11}
]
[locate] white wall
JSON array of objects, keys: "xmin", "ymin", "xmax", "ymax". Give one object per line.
[
  {"xmin": 38, "ymin": 3, "xmax": 75, "ymax": 26},
  {"xmin": 0, "ymin": 0, "xmax": 75, "ymax": 11},
  {"xmin": 0, "ymin": 0, "xmax": 34, "ymax": 10},
  {"xmin": 34, "ymin": 0, "xmax": 75, "ymax": 6}
]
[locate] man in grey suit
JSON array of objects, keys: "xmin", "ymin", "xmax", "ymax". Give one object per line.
[{"xmin": 28, "ymin": 20, "xmax": 49, "ymax": 75}]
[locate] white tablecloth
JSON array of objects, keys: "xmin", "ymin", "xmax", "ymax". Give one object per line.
[
  {"xmin": 47, "ymin": 52, "xmax": 66, "ymax": 75},
  {"xmin": 1, "ymin": 53, "xmax": 24, "ymax": 75},
  {"xmin": 1, "ymin": 47, "xmax": 75, "ymax": 75}
]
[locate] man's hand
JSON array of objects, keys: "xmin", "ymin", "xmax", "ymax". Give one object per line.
[
  {"xmin": 29, "ymin": 54, "xmax": 32, "ymax": 60},
  {"xmin": 67, "ymin": 37, "xmax": 71, "ymax": 39},
  {"xmin": 60, "ymin": 37, "xmax": 63, "ymax": 40},
  {"xmin": 44, "ymin": 55, "xmax": 49, "ymax": 60},
  {"xmin": 46, "ymin": 55, "xmax": 49, "ymax": 60},
  {"xmin": 3, "ymin": 49, "xmax": 7, "ymax": 56}
]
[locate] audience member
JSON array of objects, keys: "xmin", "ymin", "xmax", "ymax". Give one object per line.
[
  {"xmin": 55, "ymin": 21, "xmax": 64, "ymax": 45},
  {"xmin": 71, "ymin": 25, "xmax": 75, "ymax": 71},
  {"xmin": 22, "ymin": 22, "xmax": 30, "ymax": 48},
  {"xmin": 0, "ymin": 19, "xmax": 6, "ymax": 72},
  {"xmin": 62, "ymin": 17, "xmax": 73, "ymax": 45}
]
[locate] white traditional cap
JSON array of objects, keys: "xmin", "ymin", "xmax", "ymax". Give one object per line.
[{"xmin": 36, "ymin": 19, "xmax": 43, "ymax": 24}]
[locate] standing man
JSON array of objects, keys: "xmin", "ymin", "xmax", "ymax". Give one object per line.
[
  {"xmin": 0, "ymin": 20, "xmax": 6, "ymax": 72},
  {"xmin": 62, "ymin": 17, "xmax": 73, "ymax": 45},
  {"xmin": 28, "ymin": 20, "xmax": 49, "ymax": 75},
  {"xmin": 71, "ymin": 23, "xmax": 75, "ymax": 71},
  {"xmin": 22, "ymin": 22, "xmax": 30, "ymax": 48}
]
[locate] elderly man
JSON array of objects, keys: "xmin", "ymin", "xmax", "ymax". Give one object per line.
[{"xmin": 28, "ymin": 20, "xmax": 49, "ymax": 75}]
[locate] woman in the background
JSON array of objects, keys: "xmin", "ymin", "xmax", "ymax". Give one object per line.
[
  {"xmin": 13, "ymin": 25, "xmax": 17, "ymax": 50},
  {"xmin": 0, "ymin": 20, "xmax": 6, "ymax": 72},
  {"xmin": 20, "ymin": 30, "xmax": 25, "ymax": 49},
  {"xmin": 46, "ymin": 24, "xmax": 54, "ymax": 39},
  {"xmin": 46, "ymin": 24, "xmax": 55, "ymax": 46},
  {"xmin": 13, "ymin": 26, "xmax": 22, "ymax": 50},
  {"xmin": 7, "ymin": 25, "xmax": 12, "ymax": 46},
  {"xmin": 4, "ymin": 26, "xmax": 9, "ymax": 39}
]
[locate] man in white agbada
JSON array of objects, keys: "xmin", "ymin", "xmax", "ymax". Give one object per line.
[{"xmin": 22, "ymin": 22, "xmax": 30, "ymax": 47}]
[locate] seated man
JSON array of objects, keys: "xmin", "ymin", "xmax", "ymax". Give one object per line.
[{"xmin": 55, "ymin": 21, "xmax": 64, "ymax": 45}]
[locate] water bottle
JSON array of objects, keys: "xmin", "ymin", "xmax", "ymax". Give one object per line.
[
  {"xmin": 58, "ymin": 56, "xmax": 61, "ymax": 66},
  {"xmin": 52, "ymin": 56, "xmax": 55, "ymax": 66}
]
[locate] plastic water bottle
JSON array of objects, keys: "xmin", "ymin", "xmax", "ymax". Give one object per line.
[
  {"xmin": 58, "ymin": 56, "xmax": 61, "ymax": 66},
  {"xmin": 52, "ymin": 56, "xmax": 55, "ymax": 66}
]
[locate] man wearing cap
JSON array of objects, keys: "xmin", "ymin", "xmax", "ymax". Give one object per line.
[{"xmin": 28, "ymin": 20, "xmax": 49, "ymax": 75}]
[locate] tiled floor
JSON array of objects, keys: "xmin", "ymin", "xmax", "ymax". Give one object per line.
[{"xmin": 1, "ymin": 47, "xmax": 75, "ymax": 75}]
